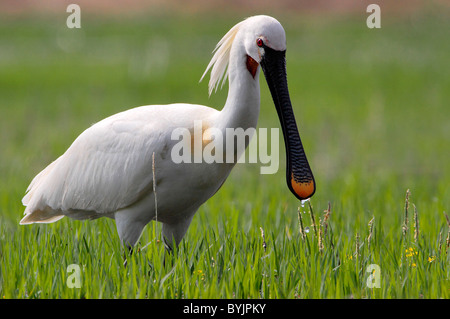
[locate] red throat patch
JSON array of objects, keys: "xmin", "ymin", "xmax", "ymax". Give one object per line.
[{"xmin": 246, "ymin": 55, "xmax": 259, "ymax": 78}]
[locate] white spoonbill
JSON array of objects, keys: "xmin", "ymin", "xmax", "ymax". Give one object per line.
[{"xmin": 20, "ymin": 15, "xmax": 315, "ymax": 252}]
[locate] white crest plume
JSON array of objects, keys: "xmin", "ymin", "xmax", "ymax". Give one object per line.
[{"xmin": 200, "ymin": 19, "xmax": 245, "ymax": 96}]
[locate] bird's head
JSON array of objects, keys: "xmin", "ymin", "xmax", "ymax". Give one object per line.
[
  {"xmin": 238, "ymin": 15, "xmax": 287, "ymax": 78},
  {"xmin": 202, "ymin": 15, "xmax": 316, "ymax": 201}
]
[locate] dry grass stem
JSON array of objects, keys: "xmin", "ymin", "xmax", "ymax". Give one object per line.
[
  {"xmin": 413, "ymin": 204, "xmax": 419, "ymax": 243},
  {"xmin": 444, "ymin": 212, "xmax": 450, "ymax": 251},
  {"xmin": 402, "ymin": 189, "xmax": 411, "ymax": 237},
  {"xmin": 260, "ymin": 226, "xmax": 267, "ymax": 253},
  {"xmin": 322, "ymin": 202, "xmax": 331, "ymax": 238},
  {"xmin": 297, "ymin": 207, "xmax": 305, "ymax": 241},
  {"xmin": 355, "ymin": 232, "xmax": 360, "ymax": 258},
  {"xmin": 152, "ymin": 152, "xmax": 158, "ymax": 223},
  {"xmin": 368, "ymin": 216, "xmax": 375, "ymax": 250},
  {"xmin": 308, "ymin": 201, "xmax": 317, "ymax": 237},
  {"xmin": 318, "ymin": 218, "xmax": 324, "ymax": 253}
]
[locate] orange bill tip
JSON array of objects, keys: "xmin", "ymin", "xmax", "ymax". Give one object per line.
[{"xmin": 290, "ymin": 178, "xmax": 315, "ymax": 200}]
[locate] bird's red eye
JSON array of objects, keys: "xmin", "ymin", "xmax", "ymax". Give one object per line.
[{"xmin": 256, "ymin": 38, "xmax": 264, "ymax": 47}]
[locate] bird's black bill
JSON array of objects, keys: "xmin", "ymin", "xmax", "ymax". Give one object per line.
[{"xmin": 260, "ymin": 47, "xmax": 315, "ymax": 200}]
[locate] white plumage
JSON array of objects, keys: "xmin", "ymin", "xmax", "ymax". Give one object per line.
[
  {"xmin": 20, "ymin": 15, "xmax": 315, "ymax": 251},
  {"xmin": 21, "ymin": 104, "xmax": 223, "ymax": 248}
]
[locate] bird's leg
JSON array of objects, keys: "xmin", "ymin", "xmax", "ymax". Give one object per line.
[
  {"xmin": 160, "ymin": 218, "xmax": 193, "ymax": 267},
  {"xmin": 115, "ymin": 209, "xmax": 148, "ymax": 267}
]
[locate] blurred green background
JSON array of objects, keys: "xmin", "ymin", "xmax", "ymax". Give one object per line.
[
  {"xmin": 0, "ymin": 0, "xmax": 449, "ymax": 298},
  {"xmin": 1, "ymin": 0, "xmax": 448, "ymax": 208}
]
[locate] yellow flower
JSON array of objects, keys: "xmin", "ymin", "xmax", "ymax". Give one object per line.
[
  {"xmin": 194, "ymin": 269, "xmax": 205, "ymax": 281},
  {"xmin": 405, "ymin": 247, "xmax": 418, "ymax": 258},
  {"xmin": 428, "ymin": 256, "xmax": 435, "ymax": 263},
  {"xmin": 412, "ymin": 263, "xmax": 416, "ymax": 267}
]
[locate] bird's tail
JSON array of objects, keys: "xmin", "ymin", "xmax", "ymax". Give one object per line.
[
  {"xmin": 20, "ymin": 158, "xmax": 64, "ymax": 225},
  {"xmin": 19, "ymin": 209, "xmax": 64, "ymax": 225}
]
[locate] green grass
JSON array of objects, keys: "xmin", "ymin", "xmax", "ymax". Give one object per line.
[{"xmin": 0, "ymin": 9, "xmax": 449, "ymax": 298}]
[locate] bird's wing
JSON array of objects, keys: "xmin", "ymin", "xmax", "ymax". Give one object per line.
[{"xmin": 22, "ymin": 104, "xmax": 209, "ymax": 221}]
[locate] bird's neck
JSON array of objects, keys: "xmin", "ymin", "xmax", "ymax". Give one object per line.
[{"xmin": 220, "ymin": 57, "xmax": 261, "ymax": 131}]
